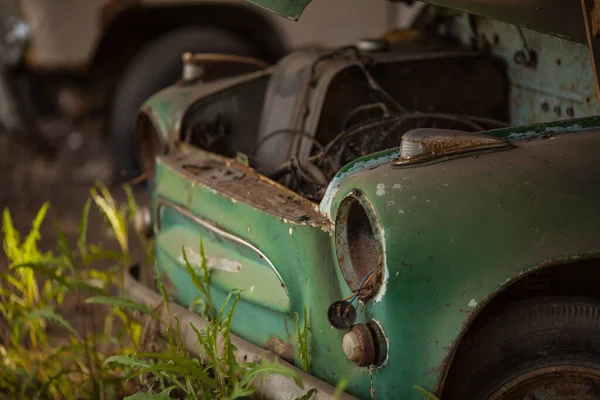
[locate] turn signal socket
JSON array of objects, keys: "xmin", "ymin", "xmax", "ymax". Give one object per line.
[
  {"xmin": 342, "ymin": 324, "xmax": 376, "ymax": 367},
  {"xmin": 342, "ymin": 321, "xmax": 388, "ymax": 367}
]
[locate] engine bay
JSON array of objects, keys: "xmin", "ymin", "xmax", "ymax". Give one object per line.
[{"xmin": 178, "ymin": 43, "xmax": 512, "ymax": 202}]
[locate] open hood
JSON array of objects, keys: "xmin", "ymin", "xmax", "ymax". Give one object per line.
[{"xmin": 247, "ymin": 0, "xmax": 588, "ymax": 43}]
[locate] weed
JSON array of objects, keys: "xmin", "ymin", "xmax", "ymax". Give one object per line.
[
  {"xmin": 413, "ymin": 385, "xmax": 441, "ymax": 400},
  {"xmin": 107, "ymin": 242, "xmax": 303, "ymax": 399},
  {"xmin": 295, "ymin": 305, "xmax": 309, "ymax": 372},
  {"xmin": 182, "ymin": 242, "xmax": 213, "ymax": 320},
  {"xmin": 0, "ymin": 184, "xmax": 336, "ymax": 400},
  {"xmin": 0, "ymin": 187, "xmax": 142, "ymax": 399},
  {"xmin": 333, "ymin": 377, "xmax": 349, "ymax": 400}
]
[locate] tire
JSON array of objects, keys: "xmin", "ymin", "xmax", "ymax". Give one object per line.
[
  {"xmin": 109, "ymin": 27, "xmax": 256, "ymax": 182},
  {"xmin": 443, "ymin": 297, "xmax": 600, "ymax": 400}
]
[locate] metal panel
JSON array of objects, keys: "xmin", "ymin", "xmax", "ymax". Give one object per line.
[
  {"xmin": 246, "ymin": 0, "xmax": 588, "ymax": 42},
  {"xmin": 321, "ymin": 127, "xmax": 600, "ymax": 398},
  {"xmin": 452, "ymin": 16, "xmax": 600, "ymax": 125}
]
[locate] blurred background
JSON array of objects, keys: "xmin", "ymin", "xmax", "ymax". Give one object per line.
[{"xmin": 0, "ymin": 0, "xmax": 420, "ymax": 250}]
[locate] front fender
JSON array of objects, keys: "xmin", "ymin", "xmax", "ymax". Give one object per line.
[
  {"xmin": 140, "ymin": 70, "xmax": 271, "ymax": 147},
  {"xmin": 322, "ymin": 128, "xmax": 600, "ymax": 398}
]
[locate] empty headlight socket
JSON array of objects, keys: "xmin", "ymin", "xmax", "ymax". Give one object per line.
[{"xmin": 335, "ymin": 191, "xmax": 384, "ymax": 301}]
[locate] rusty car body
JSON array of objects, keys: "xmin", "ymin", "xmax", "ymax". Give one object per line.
[{"xmin": 126, "ymin": 1, "xmax": 600, "ymax": 399}]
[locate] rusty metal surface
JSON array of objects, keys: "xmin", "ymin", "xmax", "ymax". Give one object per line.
[
  {"xmin": 425, "ymin": 0, "xmax": 587, "ymax": 42},
  {"xmin": 452, "ymin": 16, "xmax": 600, "ymax": 125},
  {"xmin": 264, "ymin": 336, "xmax": 294, "ymax": 363},
  {"xmin": 162, "ymin": 143, "xmax": 330, "ymax": 228},
  {"xmin": 392, "ymin": 128, "xmax": 513, "ymax": 166},
  {"xmin": 181, "ymin": 52, "xmax": 269, "ymax": 82},
  {"xmin": 581, "ymin": 0, "xmax": 600, "ymax": 107},
  {"xmin": 254, "ymin": 47, "xmax": 509, "ymax": 170},
  {"xmin": 141, "ymin": 68, "xmax": 272, "ymax": 147},
  {"xmin": 334, "ymin": 195, "xmax": 382, "ymax": 296},
  {"xmin": 320, "ymin": 126, "xmax": 600, "ymax": 398},
  {"xmin": 248, "ymin": 0, "xmax": 588, "ymax": 43},
  {"xmin": 488, "ymin": 365, "xmax": 600, "ymax": 400},
  {"xmin": 349, "ymin": 324, "xmax": 376, "ymax": 367}
]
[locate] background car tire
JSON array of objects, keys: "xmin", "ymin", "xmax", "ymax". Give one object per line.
[
  {"xmin": 108, "ymin": 27, "xmax": 256, "ymax": 183},
  {"xmin": 443, "ymin": 296, "xmax": 600, "ymax": 400}
]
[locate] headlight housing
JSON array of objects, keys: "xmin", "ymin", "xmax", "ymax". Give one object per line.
[
  {"xmin": 135, "ymin": 112, "xmax": 165, "ymax": 176},
  {"xmin": 334, "ymin": 193, "xmax": 382, "ymax": 299}
]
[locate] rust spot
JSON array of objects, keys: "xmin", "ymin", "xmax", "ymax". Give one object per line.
[
  {"xmin": 169, "ymin": 150, "xmax": 330, "ymax": 228},
  {"xmin": 553, "ymin": 106, "xmax": 562, "ymax": 116},
  {"xmin": 425, "ymin": 365, "xmax": 443, "ymax": 375},
  {"xmin": 264, "ymin": 336, "xmax": 294, "ymax": 364}
]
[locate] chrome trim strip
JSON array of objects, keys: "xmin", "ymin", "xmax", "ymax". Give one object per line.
[{"xmin": 155, "ymin": 198, "xmax": 288, "ymax": 295}]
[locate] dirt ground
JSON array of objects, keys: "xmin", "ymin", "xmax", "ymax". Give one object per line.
[{"xmin": 0, "ymin": 118, "xmax": 150, "ymax": 264}]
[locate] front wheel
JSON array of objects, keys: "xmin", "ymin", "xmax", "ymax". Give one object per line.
[{"xmin": 443, "ymin": 297, "xmax": 600, "ymax": 400}]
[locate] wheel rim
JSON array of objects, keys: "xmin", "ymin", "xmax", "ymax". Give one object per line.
[{"xmin": 488, "ymin": 365, "xmax": 600, "ymax": 400}]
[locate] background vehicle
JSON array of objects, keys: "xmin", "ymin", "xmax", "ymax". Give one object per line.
[
  {"xmin": 126, "ymin": 1, "xmax": 600, "ymax": 400},
  {"xmin": 0, "ymin": 0, "xmax": 411, "ymax": 181}
]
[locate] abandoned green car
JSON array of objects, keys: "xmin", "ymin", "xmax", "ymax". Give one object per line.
[{"xmin": 126, "ymin": 1, "xmax": 600, "ymax": 399}]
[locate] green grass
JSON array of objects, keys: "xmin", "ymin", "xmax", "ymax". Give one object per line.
[
  {"xmin": 103, "ymin": 241, "xmax": 304, "ymax": 399},
  {"xmin": 0, "ymin": 184, "xmax": 310, "ymax": 399},
  {"xmin": 0, "ymin": 192, "xmax": 140, "ymax": 399},
  {"xmin": 295, "ymin": 305, "xmax": 309, "ymax": 373}
]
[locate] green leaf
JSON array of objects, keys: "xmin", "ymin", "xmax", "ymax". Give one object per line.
[
  {"xmin": 82, "ymin": 249, "xmax": 125, "ymax": 265},
  {"xmin": 295, "ymin": 305, "xmax": 309, "ymax": 372},
  {"xmin": 54, "ymin": 223, "xmax": 74, "ymax": 272},
  {"xmin": 137, "ymin": 353, "xmax": 208, "ymax": 379},
  {"xmin": 413, "ymin": 385, "xmax": 441, "ymax": 400},
  {"xmin": 181, "ymin": 244, "xmax": 212, "ymax": 320},
  {"xmin": 2, "ymin": 207, "xmax": 20, "ymax": 262},
  {"xmin": 123, "ymin": 184, "xmax": 139, "ymax": 225},
  {"xmin": 222, "ymin": 291, "xmax": 241, "ymax": 379},
  {"xmin": 104, "ymin": 355, "xmax": 152, "ymax": 369},
  {"xmin": 225, "ymin": 380, "xmax": 255, "ymax": 400},
  {"xmin": 85, "ymin": 296, "xmax": 161, "ymax": 320},
  {"xmin": 91, "ymin": 184, "xmax": 128, "ymax": 253},
  {"xmin": 16, "ymin": 307, "xmax": 81, "ymax": 341},
  {"xmin": 241, "ymin": 358, "xmax": 302, "ymax": 390},
  {"xmin": 332, "ymin": 378, "xmax": 348, "ymax": 400},
  {"xmin": 78, "ymin": 198, "xmax": 91, "ymax": 258},
  {"xmin": 10, "ymin": 262, "xmax": 72, "ymax": 290},
  {"xmin": 295, "ymin": 388, "xmax": 317, "ymax": 400},
  {"xmin": 124, "ymin": 386, "xmax": 178, "ymax": 400},
  {"xmin": 22, "ymin": 202, "xmax": 49, "ymax": 257},
  {"xmin": 153, "ymin": 260, "xmax": 171, "ymax": 317}
]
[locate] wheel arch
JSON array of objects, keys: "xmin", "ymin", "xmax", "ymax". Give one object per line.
[
  {"xmin": 437, "ymin": 253, "xmax": 600, "ymax": 396},
  {"xmin": 92, "ymin": 3, "xmax": 288, "ymax": 72}
]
